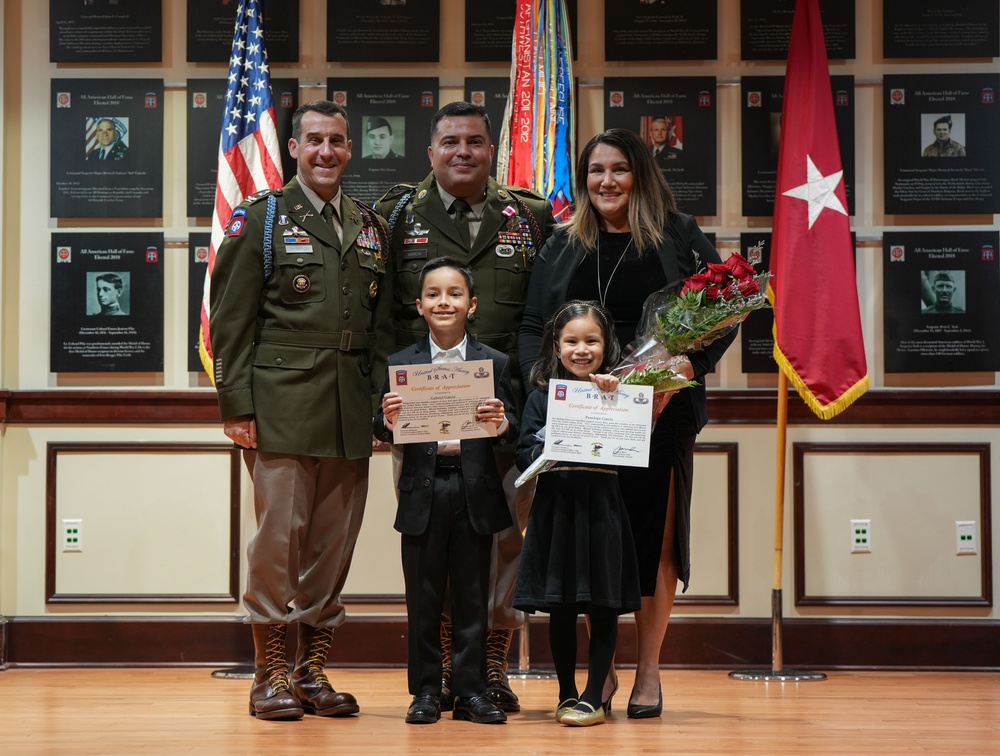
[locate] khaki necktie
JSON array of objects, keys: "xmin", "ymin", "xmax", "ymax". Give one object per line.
[{"xmin": 451, "ymin": 199, "xmax": 471, "ymax": 248}]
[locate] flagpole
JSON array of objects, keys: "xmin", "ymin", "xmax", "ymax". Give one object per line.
[{"xmin": 730, "ymin": 372, "xmax": 825, "ymax": 682}]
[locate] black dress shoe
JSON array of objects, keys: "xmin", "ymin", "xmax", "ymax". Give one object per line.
[
  {"xmin": 452, "ymin": 695, "xmax": 508, "ymax": 724},
  {"xmin": 405, "ymin": 694, "xmax": 441, "ymax": 724},
  {"xmin": 485, "ymin": 675, "xmax": 521, "ymax": 712},
  {"xmin": 626, "ymin": 685, "xmax": 662, "ymax": 719}
]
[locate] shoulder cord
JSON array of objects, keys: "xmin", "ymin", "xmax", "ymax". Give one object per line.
[
  {"xmin": 386, "ymin": 189, "xmax": 416, "ymax": 247},
  {"xmin": 262, "ymin": 194, "xmax": 277, "ymax": 279},
  {"xmin": 511, "ymin": 194, "xmax": 546, "ymax": 250}
]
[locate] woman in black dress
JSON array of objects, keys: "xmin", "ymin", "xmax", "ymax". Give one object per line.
[{"xmin": 518, "ymin": 128, "xmax": 737, "ymax": 718}]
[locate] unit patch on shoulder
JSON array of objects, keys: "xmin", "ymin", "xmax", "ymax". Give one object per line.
[{"xmin": 227, "ymin": 208, "xmax": 247, "ymax": 237}]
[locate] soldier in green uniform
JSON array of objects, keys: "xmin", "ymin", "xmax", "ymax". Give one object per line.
[
  {"xmin": 376, "ymin": 101, "xmax": 553, "ymax": 712},
  {"xmin": 211, "ymin": 100, "xmax": 392, "ymax": 721},
  {"xmin": 922, "ymin": 115, "xmax": 966, "ymax": 158}
]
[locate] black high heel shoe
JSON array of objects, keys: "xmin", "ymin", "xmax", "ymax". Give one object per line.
[
  {"xmin": 601, "ymin": 675, "xmax": 619, "ymax": 714},
  {"xmin": 626, "ymin": 685, "xmax": 662, "ymax": 719}
]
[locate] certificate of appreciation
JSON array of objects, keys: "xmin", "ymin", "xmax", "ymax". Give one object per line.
[
  {"xmin": 543, "ymin": 379, "xmax": 654, "ymax": 468},
  {"xmin": 391, "ymin": 359, "xmax": 499, "ymax": 444}
]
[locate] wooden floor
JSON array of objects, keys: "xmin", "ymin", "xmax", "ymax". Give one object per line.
[{"xmin": 1, "ymin": 667, "xmax": 998, "ymax": 754}]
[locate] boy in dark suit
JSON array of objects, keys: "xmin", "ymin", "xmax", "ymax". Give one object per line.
[{"xmin": 374, "ymin": 257, "xmax": 517, "ymax": 725}]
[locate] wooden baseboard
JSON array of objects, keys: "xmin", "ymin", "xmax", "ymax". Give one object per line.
[{"xmin": 4, "ymin": 615, "xmax": 998, "ymax": 671}]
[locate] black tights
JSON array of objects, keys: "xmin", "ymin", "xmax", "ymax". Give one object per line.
[{"xmin": 548, "ymin": 605, "xmax": 618, "ymax": 708}]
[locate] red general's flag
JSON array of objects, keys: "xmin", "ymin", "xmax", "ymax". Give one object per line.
[
  {"xmin": 769, "ymin": 0, "xmax": 868, "ymax": 419},
  {"xmin": 198, "ymin": 0, "xmax": 284, "ymax": 381}
]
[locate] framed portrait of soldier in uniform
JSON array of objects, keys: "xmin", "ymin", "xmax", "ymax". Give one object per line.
[
  {"xmin": 604, "ymin": 76, "xmax": 718, "ymax": 217},
  {"xmin": 51, "ymin": 232, "xmax": 164, "ymax": 374},
  {"xmin": 883, "ymin": 231, "xmax": 1000, "ymax": 373},
  {"xmin": 51, "ymin": 79, "xmax": 164, "ymax": 219},
  {"xmin": 328, "ymin": 78, "xmax": 438, "ymax": 206},
  {"xmin": 883, "ymin": 73, "xmax": 1000, "ymax": 215}
]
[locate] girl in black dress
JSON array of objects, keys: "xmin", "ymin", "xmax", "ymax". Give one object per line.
[{"xmin": 513, "ymin": 301, "xmax": 641, "ymax": 727}]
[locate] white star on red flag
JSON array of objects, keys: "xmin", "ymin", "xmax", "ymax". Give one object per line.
[{"xmin": 781, "ymin": 155, "xmax": 847, "ymax": 229}]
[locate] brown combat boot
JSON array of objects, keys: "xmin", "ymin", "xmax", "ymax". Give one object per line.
[
  {"xmin": 484, "ymin": 628, "xmax": 520, "ymax": 712},
  {"xmin": 289, "ymin": 624, "xmax": 359, "ymax": 717},
  {"xmin": 249, "ymin": 623, "xmax": 304, "ymax": 720},
  {"xmin": 440, "ymin": 621, "xmax": 454, "ymax": 711}
]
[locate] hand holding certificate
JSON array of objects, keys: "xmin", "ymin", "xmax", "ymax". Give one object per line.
[
  {"xmin": 515, "ymin": 378, "xmax": 654, "ymax": 487},
  {"xmin": 386, "ymin": 359, "xmax": 502, "ymax": 444}
]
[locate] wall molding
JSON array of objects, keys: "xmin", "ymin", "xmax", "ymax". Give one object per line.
[
  {"xmin": 45, "ymin": 442, "xmax": 243, "ymax": 604},
  {"xmin": 793, "ymin": 442, "xmax": 993, "ymax": 608},
  {"xmin": 2, "ymin": 389, "xmax": 999, "ymax": 426},
  {"xmin": 3, "ymin": 615, "xmax": 999, "ymax": 671}
]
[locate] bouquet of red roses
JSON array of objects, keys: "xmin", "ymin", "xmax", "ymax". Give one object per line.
[{"xmin": 614, "ymin": 252, "xmax": 770, "ymax": 407}]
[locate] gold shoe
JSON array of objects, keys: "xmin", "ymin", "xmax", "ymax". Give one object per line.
[
  {"xmin": 555, "ymin": 698, "xmax": 578, "ymax": 722},
  {"xmin": 560, "ymin": 701, "xmax": 606, "ymax": 727}
]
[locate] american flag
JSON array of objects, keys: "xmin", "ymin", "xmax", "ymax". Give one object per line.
[{"xmin": 198, "ymin": 0, "xmax": 284, "ymax": 380}]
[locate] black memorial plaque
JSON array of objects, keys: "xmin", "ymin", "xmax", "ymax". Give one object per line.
[
  {"xmin": 188, "ymin": 233, "xmax": 211, "ymax": 373},
  {"xmin": 186, "ymin": 78, "xmax": 298, "ymax": 218},
  {"xmin": 741, "ymin": 75, "xmax": 855, "ymax": 217},
  {"xmin": 884, "ymin": 0, "xmax": 999, "ymax": 59},
  {"xmin": 738, "ymin": 234, "xmax": 777, "ymax": 373},
  {"xmin": 604, "ymin": 77, "xmax": 718, "ymax": 217},
  {"xmin": 883, "ymin": 74, "xmax": 1000, "ymax": 216},
  {"xmin": 740, "ymin": 0, "xmax": 854, "ymax": 61},
  {"xmin": 51, "ymin": 79, "xmax": 164, "ymax": 218},
  {"xmin": 187, "ymin": 0, "xmax": 299, "ymax": 62},
  {"xmin": 883, "ymin": 231, "xmax": 1000, "ymax": 373},
  {"xmin": 50, "ymin": 0, "xmax": 162, "ymax": 63},
  {"xmin": 51, "ymin": 233, "xmax": 165, "ymax": 373},
  {"xmin": 465, "ymin": 77, "xmax": 510, "ymax": 177},
  {"xmin": 605, "ymin": 0, "xmax": 717, "ymax": 61},
  {"xmin": 465, "ymin": 0, "xmax": 578, "ymax": 62},
  {"xmin": 328, "ymin": 78, "xmax": 439, "ymax": 206},
  {"xmin": 328, "ymin": 0, "xmax": 440, "ymax": 62}
]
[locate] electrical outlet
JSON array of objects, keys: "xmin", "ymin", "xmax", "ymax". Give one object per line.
[
  {"xmin": 62, "ymin": 518, "xmax": 82, "ymax": 552},
  {"xmin": 956, "ymin": 521, "xmax": 977, "ymax": 556},
  {"xmin": 850, "ymin": 518, "xmax": 871, "ymax": 553}
]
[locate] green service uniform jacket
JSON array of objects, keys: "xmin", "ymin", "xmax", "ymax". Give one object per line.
[
  {"xmin": 211, "ymin": 176, "xmax": 392, "ymax": 460},
  {"xmin": 375, "ymin": 173, "xmax": 553, "ymax": 408}
]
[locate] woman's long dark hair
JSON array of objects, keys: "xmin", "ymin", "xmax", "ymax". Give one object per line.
[
  {"xmin": 564, "ymin": 128, "xmax": 678, "ymax": 254},
  {"xmin": 529, "ymin": 300, "xmax": 622, "ymax": 389}
]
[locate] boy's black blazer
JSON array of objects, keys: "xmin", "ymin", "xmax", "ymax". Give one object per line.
[{"xmin": 374, "ymin": 335, "xmax": 517, "ymax": 536}]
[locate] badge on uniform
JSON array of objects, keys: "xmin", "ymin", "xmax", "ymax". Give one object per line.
[
  {"xmin": 404, "ymin": 237, "xmax": 429, "ymax": 245},
  {"xmin": 495, "ymin": 244, "xmax": 515, "ymax": 258},
  {"xmin": 227, "ymin": 208, "xmax": 247, "ymax": 237},
  {"xmin": 277, "ymin": 215, "xmax": 290, "ymax": 226},
  {"xmin": 292, "ymin": 275, "xmax": 311, "ymax": 293},
  {"xmin": 283, "ymin": 237, "xmax": 314, "ymax": 254},
  {"xmin": 369, "ymin": 281, "xmax": 379, "ymax": 298},
  {"xmin": 501, "ymin": 205, "xmax": 516, "ymax": 218}
]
